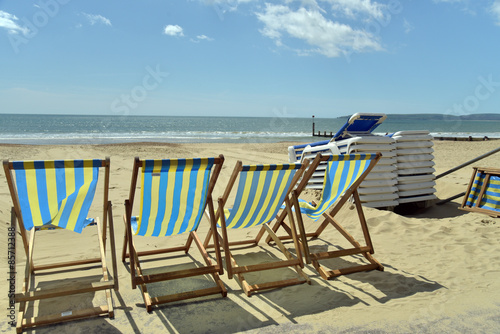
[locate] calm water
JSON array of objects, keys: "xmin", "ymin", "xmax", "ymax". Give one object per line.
[{"xmin": 0, "ymin": 113, "xmax": 499, "ymax": 145}]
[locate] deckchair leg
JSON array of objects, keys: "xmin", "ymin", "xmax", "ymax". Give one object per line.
[
  {"xmin": 122, "ymin": 215, "xmax": 129, "ymax": 262},
  {"xmin": 17, "ymin": 228, "xmax": 35, "ymax": 333},
  {"xmin": 107, "ymin": 203, "xmax": 119, "ymax": 292},
  {"xmin": 218, "ymin": 198, "xmax": 233, "ymax": 279},
  {"xmin": 96, "ymin": 219, "xmax": 114, "ymax": 318}
]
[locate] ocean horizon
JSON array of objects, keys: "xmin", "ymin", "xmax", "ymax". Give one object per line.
[{"xmin": 1, "ymin": 113, "xmax": 499, "ymax": 145}]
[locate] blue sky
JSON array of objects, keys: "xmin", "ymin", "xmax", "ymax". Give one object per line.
[{"xmin": 1, "ymin": 0, "xmax": 500, "ymax": 118}]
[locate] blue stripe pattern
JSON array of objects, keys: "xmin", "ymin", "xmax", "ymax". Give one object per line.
[
  {"xmin": 11, "ymin": 159, "xmax": 101, "ymax": 233},
  {"xmin": 222, "ymin": 164, "xmax": 302, "ymax": 229},
  {"xmin": 466, "ymin": 172, "xmax": 500, "ymax": 212},
  {"xmin": 134, "ymin": 158, "xmax": 214, "ymax": 237},
  {"xmin": 299, "ymin": 154, "xmax": 375, "ymax": 221}
]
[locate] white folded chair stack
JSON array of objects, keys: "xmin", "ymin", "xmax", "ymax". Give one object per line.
[
  {"xmin": 392, "ymin": 131, "xmax": 437, "ymax": 204},
  {"xmin": 334, "ymin": 135, "xmax": 399, "ymax": 208},
  {"xmin": 292, "ymin": 141, "xmax": 342, "ymax": 190}
]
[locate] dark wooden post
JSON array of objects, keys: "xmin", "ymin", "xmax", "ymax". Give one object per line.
[{"xmin": 312, "ymin": 115, "xmax": 315, "ymax": 136}]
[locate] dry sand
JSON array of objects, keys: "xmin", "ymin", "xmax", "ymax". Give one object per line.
[{"xmin": 1, "ymin": 140, "xmax": 499, "ymax": 333}]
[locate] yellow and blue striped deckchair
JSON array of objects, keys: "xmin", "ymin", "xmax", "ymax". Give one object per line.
[
  {"xmin": 123, "ymin": 156, "xmax": 226, "ymax": 311},
  {"xmin": 269, "ymin": 152, "xmax": 384, "ymax": 280},
  {"xmin": 221, "ymin": 163, "xmax": 304, "ymax": 230},
  {"xmin": 298, "ymin": 153, "xmax": 378, "ymax": 221},
  {"xmin": 3, "ymin": 158, "xmax": 118, "ymax": 332},
  {"xmin": 10, "ymin": 159, "xmax": 101, "ymax": 233},
  {"xmin": 132, "ymin": 158, "xmax": 215, "ymax": 237},
  {"xmin": 461, "ymin": 167, "xmax": 500, "ymax": 217},
  {"xmin": 213, "ymin": 160, "xmax": 310, "ymax": 296}
]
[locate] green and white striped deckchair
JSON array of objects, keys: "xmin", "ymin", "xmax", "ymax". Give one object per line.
[
  {"xmin": 461, "ymin": 167, "xmax": 500, "ymax": 217},
  {"xmin": 269, "ymin": 153, "xmax": 385, "ymax": 280},
  {"xmin": 3, "ymin": 158, "xmax": 118, "ymax": 333},
  {"xmin": 123, "ymin": 156, "xmax": 226, "ymax": 311},
  {"xmin": 207, "ymin": 160, "xmax": 310, "ymax": 296}
]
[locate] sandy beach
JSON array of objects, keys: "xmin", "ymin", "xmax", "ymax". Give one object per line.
[{"xmin": 1, "ymin": 140, "xmax": 499, "ymax": 333}]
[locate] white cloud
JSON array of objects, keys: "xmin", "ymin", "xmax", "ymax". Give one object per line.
[
  {"xmin": 190, "ymin": 34, "xmax": 214, "ymax": 43},
  {"xmin": 256, "ymin": 4, "xmax": 383, "ymax": 58},
  {"xmin": 196, "ymin": 34, "xmax": 214, "ymax": 41},
  {"xmin": 322, "ymin": 0, "xmax": 386, "ymax": 20},
  {"xmin": 82, "ymin": 13, "xmax": 112, "ymax": 26},
  {"xmin": 492, "ymin": 0, "xmax": 500, "ymax": 25},
  {"xmin": 163, "ymin": 24, "xmax": 184, "ymax": 37},
  {"xmin": 0, "ymin": 10, "xmax": 29, "ymax": 35}
]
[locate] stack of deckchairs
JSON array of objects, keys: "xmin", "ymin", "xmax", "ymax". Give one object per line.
[
  {"xmin": 390, "ymin": 131, "xmax": 437, "ymax": 204},
  {"xmin": 288, "ymin": 113, "xmax": 399, "ymax": 208},
  {"xmin": 289, "ymin": 113, "xmax": 440, "ymax": 208}
]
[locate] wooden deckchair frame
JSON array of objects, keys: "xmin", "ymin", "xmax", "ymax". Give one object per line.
[
  {"xmin": 3, "ymin": 158, "xmax": 118, "ymax": 333},
  {"xmin": 268, "ymin": 153, "xmax": 384, "ymax": 280},
  {"xmin": 122, "ymin": 156, "xmax": 227, "ymax": 312},
  {"xmin": 460, "ymin": 167, "xmax": 500, "ymax": 217},
  {"xmin": 204, "ymin": 160, "xmax": 311, "ymax": 296}
]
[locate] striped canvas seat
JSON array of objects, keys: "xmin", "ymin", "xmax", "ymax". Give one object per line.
[
  {"xmin": 461, "ymin": 167, "xmax": 500, "ymax": 217},
  {"xmin": 132, "ymin": 158, "xmax": 215, "ymax": 237},
  {"xmin": 298, "ymin": 154, "xmax": 377, "ymax": 221},
  {"xmin": 465, "ymin": 171, "xmax": 500, "ymax": 212},
  {"xmin": 221, "ymin": 164, "xmax": 303, "ymax": 229},
  {"xmin": 123, "ymin": 156, "xmax": 226, "ymax": 311},
  {"xmin": 10, "ymin": 159, "xmax": 101, "ymax": 233},
  {"xmin": 3, "ymin": 158, "xmax": 118, "ymax": 332}
]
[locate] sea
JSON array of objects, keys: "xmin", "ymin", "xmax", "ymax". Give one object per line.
[{"xmin": 0, "ymin": 113, "xmax": 499, "ymax": 145}]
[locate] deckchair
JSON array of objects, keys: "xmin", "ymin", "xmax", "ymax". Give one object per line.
[
  {"xmin": 460, "ymin": 167, "xmax": 500, "ymax": 217},
  {"xmin": 269, "ymin": 153, "xmax": 384, "ymax": 280},
  {"xmin": 122, "ymin": 156, "xmax": 226, "ymax": 311},
  {"xmin": 204, "ymin": 160, "xmax": 310, "ymax": 296},
  {"xmin": 3, "ymin": 158, "xmax": 118, "ymax": 333}
]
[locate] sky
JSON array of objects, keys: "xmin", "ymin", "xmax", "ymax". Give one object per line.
[{"xmin": 1, "ymin": 0, "xmax": 500, "ymax": 118}]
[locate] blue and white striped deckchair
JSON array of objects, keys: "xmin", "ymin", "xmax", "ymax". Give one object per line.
[
  {"xmin": 212, "ymin": 161, "xmax": 310, "ymax": 296},
  {"xmin": 461, "ymin": 167, "xmax": 500, "ymax": 217},
  {"xmin": 123, "ymin": 156, "xmax": 226, "ymax": 311},
  {"xmin": 3, "ymin": 158, "xmax": 118, "ymax": 332},
  {"xmin": 269, "ymin": 153, "xmax": 385, "ymax": 280}
]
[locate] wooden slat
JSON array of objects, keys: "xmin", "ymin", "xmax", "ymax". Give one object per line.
[
  {"xmin": 310, "ymin": 246, "xmax": 371, "ymax": 261},
  {"xmin": 231, "ymin": 259, "xmax": 300, "ymax": 275},
  {"xmin": 21, "ymin": 306, "xmax": 109, "ymax": 330},
  {"xmin": 16, "ymin": 281, "xmax": 115, "ymax": 302},
  {"xmin": 151, "ymin": 286, "xmax": 224, "ymax": 305},
  {"xmin": 247, "ymin": 277, "xmax": 307, "ymax": 293},
  {"xmin": 135, "ymin": 265, "xmax": 219, "ymax": 285},
  {"xmin": 323, "ymin": 263, "xmax": 381, "ymax": 279},
  {"xmin": 33, "ymin": 257, "xmax": 102, "ymax": 272}
]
